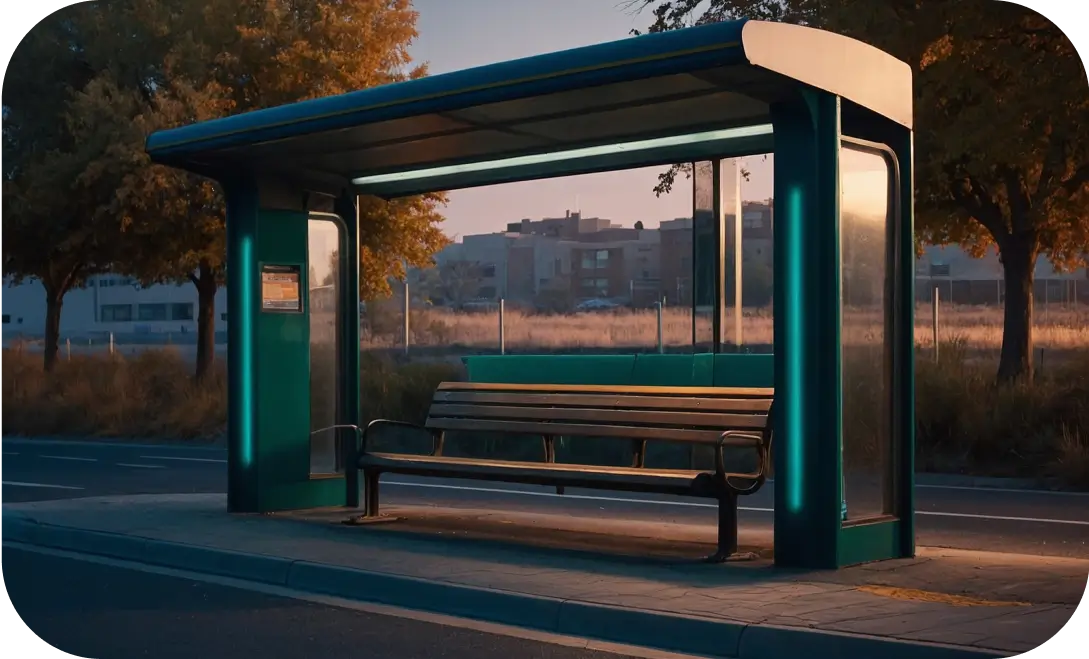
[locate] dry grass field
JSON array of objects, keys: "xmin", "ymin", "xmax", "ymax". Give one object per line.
[
  {"xmin": 4, "ymin": 303, "xmax": 1088, "ymax": 487},
  {"xmin": 367, "ymin": 303, "xmax": 1089, "ymax": 360}
]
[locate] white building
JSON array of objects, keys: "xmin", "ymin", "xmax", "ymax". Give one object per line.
[{"xmin": 2, "ymin": 274, "xmax": 228, "ymax": 341}]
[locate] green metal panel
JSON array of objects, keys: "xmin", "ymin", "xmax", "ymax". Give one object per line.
[
  {"xmin": 631, "ymin": 355, "xmax": 700, "ymax": 385},
  {"xmin": 771, "ymin": 91, "xmax": 843, "ymax": 569},
  {"xmin": 712, "ymin": 354, "xmax": 774, "ymax": 388},
  {"xmin": 259, "ymin": 478, "xmax": 346, "ymax": 513},
  {"xmin": 692, "ymin": 353, "xmax": 715, "ymax": 386},
  {"xmin": 838, "ymin": 520, "xmax": 901, "ymax": 567},
  {"xmin": 464, "ymin": 355, "xmax": 636, "ymax": 385},
  {"xmin": 254, "ymin": 210, "xmax": 317, "ymax": 511}
]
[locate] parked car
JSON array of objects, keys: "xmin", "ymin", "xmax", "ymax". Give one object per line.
[{"xmin": 574, "ymin": 298, "xmax": 620, "ymax": 312}]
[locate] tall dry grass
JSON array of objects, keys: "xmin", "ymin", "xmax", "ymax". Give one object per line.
[
  {"xmin": 363, "ymin": 303, "xmax": 1089, "ymax": 356},
  {"xmin": 3, "ymin": 314, "xmax": 1088, "ymax": 487}
]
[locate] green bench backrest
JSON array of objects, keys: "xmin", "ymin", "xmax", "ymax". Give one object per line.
[{"xmin": 463, "ymin": 353, "xmax": 774, "ymax": 388}]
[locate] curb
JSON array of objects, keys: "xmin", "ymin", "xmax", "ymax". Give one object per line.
[{"xmin": 2, "ymin": 512, "xmax": 1010, "ymax": 659}]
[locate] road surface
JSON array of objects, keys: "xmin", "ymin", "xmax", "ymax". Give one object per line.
[
  {"xmin": 4, "ymin": 438, "xmax": 1089, "ymax": 558},
  {"xmin": 2, "ymin": 545, "xmax": 655, "ymax": 659}
]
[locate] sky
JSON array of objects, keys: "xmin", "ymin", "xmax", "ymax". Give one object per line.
[
  {"xmin": 405, "ymin": 0, "xmax": 886, "ymax": 240},
  {"xmin": 408, "ymin": 0, "xmax": 739, "ymax": 239}
]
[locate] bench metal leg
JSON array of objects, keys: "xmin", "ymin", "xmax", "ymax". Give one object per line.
[
  {"xmin": 631, "ymin": 439, "xmax": 647, "ymax": 468},
  {"xmin": 364, "ymin": 470, "xmax": 380, "ymax": 518},
  {"xmin": 706, "ymin": 491, "xmax": 757, "ymax": 563},
  {"xmin": 346, "ymin": 468, "xmax": 360, "ymax": 508},
  {"xmin": 344, "ymin": 470, "xmax": 401, "ymax": 526}
]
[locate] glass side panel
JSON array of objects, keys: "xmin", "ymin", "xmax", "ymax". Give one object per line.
[
  {"xmin": 692, "ymin": 160, "xmax": 715, "ymax": 352},
  {"xmin": 840, "ymin": 144, "xmax": 896, "ymax": 522},
  {"xmin": 720, "ymin": 158, "xmax": 741, "ymax": 350},
  {"xmin": 738, "ymin": 154, "xmax": 774, "ymax": 353},
  {"xmin": 308, "ymin": 215, "xmax": 342, "ymax": 475}
]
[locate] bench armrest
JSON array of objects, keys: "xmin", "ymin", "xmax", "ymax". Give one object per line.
[
  {"xmin": 360, "ymin": 419, "xmax": 428, "ymax": 455},
  {"xmin": 715, "ymin": 430, "xmax": 769, "ymax": 494}
]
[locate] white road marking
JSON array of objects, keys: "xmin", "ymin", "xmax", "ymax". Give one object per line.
[
  {"xmin": 3, "ymin": 452, "xmax": 18, "ymax": 456},
  {"xmin": 917, "ymin": 483, "xmax": 1089, "ymax": 497},
  {"xmin": 115, "ymin": 463, "xmax": 166, "ymax": 469},
  {"xmin": 2, "ymin": 481, "xmax": 83, "ymax": 490},
  {"xmin": 2, "ymin": 438, "xmax": 226, "ymax": 452},
  {"xmin": 5, "ymin": 542, "xmax": 705, "ymax": 659},
  {"xmin": 917, "ymin": 510, "xmax": 1089, "ymax": 526},
  {"xmin": 138, "ymin": 456, "xmax": 226, "ymax": 464},
  {"xmin": 40, "ymin": 455, "xmax": 98, "ymax": 462},
  {"xmin": 383, "ymin": 480, "xmax": 1089, "ymax": 527},
  {"xmin": 768, "ymin": 476, "xmax": 1089, "ymax": 498}
]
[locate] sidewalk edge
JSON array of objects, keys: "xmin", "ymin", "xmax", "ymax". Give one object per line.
[{"xmin": 2, "ymin": 513, "xmax": 1011, "ymax": 659}]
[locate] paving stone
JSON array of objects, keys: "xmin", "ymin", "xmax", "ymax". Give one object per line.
[{"xmin": 6, "ymin": 493, "xmax": 1083, "ymax": 656}]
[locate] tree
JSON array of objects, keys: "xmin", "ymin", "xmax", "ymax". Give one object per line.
[
  {"xmin": 10, "ymin": 0, "xmax": 451, "ymax": 379},
  {"xmin": 630, "ymin": 0, "xmax": 1089, "ymax": 381},
  {"xmin": 2, "ymin": 10, "xmax": 125, "ymax": 371}
]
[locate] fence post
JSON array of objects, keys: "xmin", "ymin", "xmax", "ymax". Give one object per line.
[
  {"xmin": 109, "ymin": 332, "xmax": 114, "ymax": 355},
  {"xmin": 498, "ymin": 299, "xmax": 506, "ymax": 355},
  {"xmin": 66, "ymin": 338, "xmax": 71, "ymax": 361},
  {"xmin": 403, "ymin": 280, "xmax": 410, "ymax": 357},
  {"xmin": 932, "ymin": 287, "xmax": 940, "ymax": 362},
  {"xmin": 656, "ymin": 301, "xmax": 664, "ymax": 354}
]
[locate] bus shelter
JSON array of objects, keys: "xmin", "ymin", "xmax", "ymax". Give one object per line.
[{"xmin": 147, "ymin": 19, "xmax": 916, "ymax": 569}]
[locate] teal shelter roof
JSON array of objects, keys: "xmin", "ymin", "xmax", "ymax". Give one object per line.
[{"xmin": 147, "ymin": 19, "xmax": 911, "ymax": 197}]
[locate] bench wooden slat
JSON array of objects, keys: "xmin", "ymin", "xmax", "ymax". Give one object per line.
[
  {"xmin": 360, "ymin": 452, "xmax": 704, "ymax": 494},
  {"xmin": 422, "ymin": 417, "xmax": 764, "ymax": 446},
  {"xmin": 432, "ymin": 391, "xmax": 773, "ymax": 413},
  {"xmin": 363, "ymin": 452, "xmax": 704, "ymax": 478},
  {"xmin": 437, "ymin": 382, "xmax": 775, "ymax": 397},
  {"xmin": 428, "ymin": 404, "xmax": 768, "ymax": 430}
]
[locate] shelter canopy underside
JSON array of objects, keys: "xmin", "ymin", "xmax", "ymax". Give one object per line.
[{"xmin": 147, "ymin": 19, "xmax": 911, "ymax": 198}]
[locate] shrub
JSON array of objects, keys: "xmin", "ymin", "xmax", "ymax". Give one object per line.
[{"xmin": 3, "ymin": 345, "xmax": 1088, "ymax": 488}]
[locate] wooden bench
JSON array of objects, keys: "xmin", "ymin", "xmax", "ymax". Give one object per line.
[{"xmin": 347, "ymin": 382, "xmax": 775, "ymax": 562}]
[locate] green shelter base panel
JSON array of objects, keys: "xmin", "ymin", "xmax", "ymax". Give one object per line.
[
  {"xmin": 462, "ymin": 354, "xmax": 774, "ymax": 388},
  {"xmin": 838, "ymin": 519, "xmax": 906, "ymax": 567}
]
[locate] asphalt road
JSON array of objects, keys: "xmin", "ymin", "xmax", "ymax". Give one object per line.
[
  {"xmin": 2, "ymin": 545, "xmax": 651, "ymax": 659},
  {"xmin": 4, "ymin": 438, "xmax": 1089, "ymax": 558}
]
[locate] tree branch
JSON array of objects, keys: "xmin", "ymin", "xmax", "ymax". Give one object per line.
[
  {"xmin": 1061, "ymin": 163, "xmax": 1089, "ymax": 197},
  {"xmin": 949, "ymin": 172, "xmax": 1007, "ymax": 244}
]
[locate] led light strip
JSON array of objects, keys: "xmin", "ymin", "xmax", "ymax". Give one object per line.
[{"xmin": 351, "ymin": 123, "xmax": 774, "ymax": 187}]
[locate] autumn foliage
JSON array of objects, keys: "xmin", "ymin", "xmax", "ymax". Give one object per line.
[
  {"xmin": 633, "ymin": 0, "xmax": 1089, "ymax": 381},
  {"xmin": 3, "ymin": 0, "xmax": 449, "ymax": 375}
]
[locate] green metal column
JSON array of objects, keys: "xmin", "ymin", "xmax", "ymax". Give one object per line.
[
  {"xmin": 336, "ymin": 193, "xmax": 362, "ymax": 508},
  {"xmin": 891, "ymin": 129, "xmax": 917, "ymax": 560},
  {"xmin": 771, "ymin": 91, "xmax": 843, "ymax": 569},
  {"xmin": 224, "ymin": 181, "xmax": 350, "ymax": 513},
  {"xmin": 225, "ymin": 178, "xmax": 261, "ymax": 513}
]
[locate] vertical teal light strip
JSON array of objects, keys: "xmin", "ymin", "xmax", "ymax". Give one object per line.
[
  {"xmin": 785, "ymin": 185, "xmax": 804, "ymax": 513},
  {"xmin": 239, "ymin": 234, "xmax": 255, "ymax": 468}
]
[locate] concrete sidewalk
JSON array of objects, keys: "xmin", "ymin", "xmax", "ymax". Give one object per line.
[{"xmin": 4, "ymin": 494, "xmax": 1085, "ymax": 658}]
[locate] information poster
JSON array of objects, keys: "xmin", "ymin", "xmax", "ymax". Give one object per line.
[{"xmin": 261, "ymin": 265, "xmax": 302, "ymax": 312}]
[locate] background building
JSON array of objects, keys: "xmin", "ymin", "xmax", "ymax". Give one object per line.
[{"xmin": 5, "ymin": 203, "xmax": 1087, "ymax": 341}]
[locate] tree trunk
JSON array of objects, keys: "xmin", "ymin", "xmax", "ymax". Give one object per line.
[
  {"xmin": 193, "ymin": 262, "xmax": 218, "ymax": 382},
  {"xmin": 997, "ymin": 236, "xmax": 1036, "ymax": 383},
  {"xmin": 43, "ymin": 290, "xmax": 63, "ymax": 373}
]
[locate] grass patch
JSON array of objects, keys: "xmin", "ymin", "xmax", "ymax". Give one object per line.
[{"xmin": 3, "ymin": 345, "xmax": 1087, "ymax": 489}]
